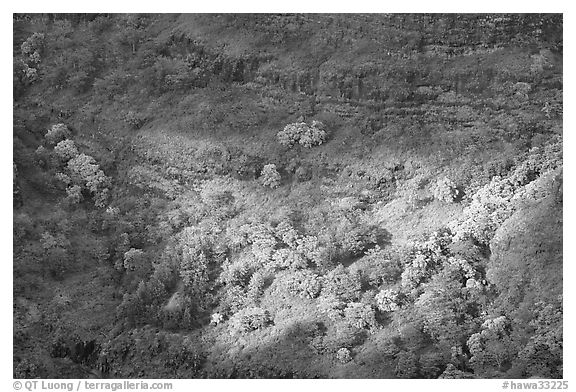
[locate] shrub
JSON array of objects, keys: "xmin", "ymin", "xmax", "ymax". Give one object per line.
[
  {"xmin": 210, "ymin": 312, "xmax": 224, "ymax": 325},
  {"xmin": 21, "ymin": 32, "xmax": 45, "ymax": 65},
  {"xmin": 530, "ymin": 52, "xmax": 553, "ymax": 77},
  {"xmin": 344, "ymin": 302, "xmax": 377, "ymax": 330},
  {"xmin": 413, "ymin": 259, "xmax": 480, "ymax": 346},
  {"xmin": 90, "ymin": 239, "xmax": 110, "ymax": 264},
  {"xmin": 432, "ymin": 177, "xmax": 459, "ymax": 203},
  {"xmin": 67, "ymin": 153, "xmax": 111, "ymax": 207},
  {"xmin": 248, "ymin": 224, "xmax": 278, "ymax": 262},
  {"xmin": 300, "ymin": 120, "xmax": 327, "ymax": 148},
  {"xmin": 336, "ymin": 347, "xmax": 352, "ymax": 364},
  {"xmin": 44, "ymin": 247, "xmax": 71, "ymax": 277},
  {"xmin": 273, "ymin": 220, "xmax": 300, "ymax": 248},
  {"xmin": 277, "ymin": 122, "xmax": 305, "ymax": 147},
  {"xmin": 54, "ymin": 139, "xmax": 79, "ymax": 162},
  {"xmin": 259, "ymin": 164, "xmax": 281, "ymax": 189},
  {"xmin": 295, "ymin": 235, "xmax": 324, "ymax": 266},
  {"xmin": 123, "ymin": 248, "xmax": 146, "ymax": 272},
  {"xmin": 354, "ymin": 246, "xmax": 403, "ymax": 287},
  {"xmin": 219, "ymin": 254, "xmax": 255, "ymax": 288},
  {"xmin": 451, "ymin": 176, "xmax": 516, "ymax": 245},
  {"xmin": 55, "ymin": 172, "xmax": 71, "ymax": 185},
  {"xmin": 395, "ymin": 351, "xmax": 419, "ymax": 378},
  {"xmin": 467, "ymin": 316, "xmax": 515, "ymax": 376},
  {"xmin": 400, "ymin": 230, "xmax": 453, "ymax": 292},
  {"xmin": 439, "ymin": 363, "xmax": 475, "ymax": 379},
  {"xmin": 34, "ymin": 145, "xmax": 49, "ymax": 165},
  {"xmin": 246, "ymin": 271, "xmax": 266, "ymax": 303},
  {"xmin": 20, "ymin": 62, "xmax": 39, "ymax": 84},
  {"xmin": 419, "ymin": 351, "xmax": 446, "ymax": 378},
  {"xmin": 293, "ymin": 165, "xmax": 312, "ymax": 182},
  {"xmin": 163, "ymin": 335, "xmax": 205, "ymax": 375},
  {"xmin": 375, "ymin": 288, "xmax": 400, "ymax": 312},
  {"xmin": 178, "ymin": 246, "xmax": 210, "ymax": 307},
  {"xmin": 322, "ymin": 265, "xmax": 362, "ymax": 302},
  {"xmin": 93, "ymin": 188, "xmax": 110, "ymax": 209},
  {"xmin": 317, "ymin": 293, "xmax": 346, "ymax": 321},
  {"xmin": 92, "ymin": 70, "xmax": 133, "ymax": 100},
  {"xmin": 39, "ymin": 232, "xmax": 72, "ymax": 277},
  {"xmin": 13, "ymin": 212, "xmax": 34, "ymax": 242},
  {"xmin": 270, "ymin": 248, "xmax": 307, "ymax": 270},
  {"xmin": 340, "ymin": 225, "xmax": 379, "ymax": 257},
  {"xmin": 513, "ymin": 82, "xmax": 531, "ymax": 101},
  {"xmin": 14, "ymin": 358, "xmax": 45, "ymax": 379},
  {"xmin": 123, "ymin": 111, "xmax": 147, "ymax": 130},
  {"xmin": 40, "ymin": 232, "xmax": 69, "ymax": 251},
  {"xmin": 219, "ymin": 285, "xmax": 249, "ymax": 315},
  {"xmin": 322, "ymin": 321, "xmax": 367, "ymax": 352},
  {"xmin": 199, "ymin": 178, "xmax": 236, "ymax": 208},
  {"xmin": 149, "ymin": 55, "xmax": 208, "ymax": 92},
  {"xmin": 65, "ymin": 185, "xmax": 83, "ymax": 204},
  {"xmin": 45, "ymin": 123, "xmax": 71, "ymax": 145},
  {"xmin": 541, "ymin": 101, "xmax": 561, "ymax": 119}
]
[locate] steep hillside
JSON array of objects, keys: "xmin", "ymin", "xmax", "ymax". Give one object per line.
[{"xmin": 13, "ymin": 14, "xmax": 562, "ymax": 379}]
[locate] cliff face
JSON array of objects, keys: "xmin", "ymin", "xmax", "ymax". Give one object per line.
[{"xmin": 170, "ymin": 14, "xmax": 563, "ymax": 92}]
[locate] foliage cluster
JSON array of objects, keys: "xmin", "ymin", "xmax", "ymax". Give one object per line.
[{"xmin": 277, "ymin": 120, "xmax": 327, "ymax": 148}]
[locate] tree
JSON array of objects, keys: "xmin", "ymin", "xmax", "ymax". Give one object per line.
[
  {"xmin": 439, "ymin": 363, "xmax": 475, "ymax": 379},
  {"xmin": 54, "ymin": 139, "xmax": 79, "ymax": 162},
  {"xmin": 246, "ymin": 270, "xmax": 266, "ymax": 303},
  {"xmin": 176, "ymin": 229, "xmax": 212, "ymax": 311},
  {"xmin": 259, "ymin": 164, "xmax": 281, "ymax": 189},
  {"xmin": 277, "ymin": 120, "xmax": 327, "ymax": 148},
  {"xmin": 339, "ymin": 224, "xmax": 379, "ymax": 257},
  {"xmin": 45, "ymin": 123, "xmax": 71, "ymax": 145},
  {"xmin": 277, "ymin": 122, "xmax": 305, "ymax": 147},
  {"xmin": 322, "ymin": 265, "xmax": 362, "ymax": 302},
  {"xmin": 336, "ymin": 347, "xmax": 352, "ymax": 363},
  {"xmin": 210, "ymin": 312, "xmax": 224, "ymax": 325},
  {"xmin": 123, "ymin": 111, "xmax": 147, "ymax": 129},
  {"xmin": 19, "ymin": 31, "xmax": 45, "ymax": 85},
  {"xmin": 395, "ymin": 350, "xmax": 419, "ymax": 378},
  {"xmin": 344, "ymin": 302, "xmax": 377, "ymax": 330},
  {"xmin": 273, "ymin": 220, "xmax": 300, "ymax": 248},
  {"xmin": 229, "ymin": 307, "xmax": 272, "ymax": 334},
  {"xmin": 467, "ymin": 316, "xmax": 516, "ymax": 377},
  {"xmin": 353, "ymin": 246, "xmax": 402, "ymax": 287},
  {"xmin": 66, "ymin": 153, "xmax": 111, "ymax": 207},
  {"xmin": 432, "ymin": 177, "xmax": 460, "ymax": 203},
  {"xmin": 399, "ymin": 230, "xmax": 453, "ymax": 294},
  {"xmin": 123, "ymin": 248, "xmax": 146, "ymax": 272},
  {"xmin": 271, "ymin": 248, "xmax": 307, "ymax": 270},
  {"xmin": 451, "ymin": 176, "xmax": 516, "ymax": 245},
  {"xmin": 282, "ymin": 269, "xmax": 322, "ymax": 299},
  {"xmin": 65, "ymin": 185, "xmax": 83, "ymax": 204},
  {"xmin": 114, "ymin": 14, "xmax": 147, "ymax": 54},
  {"xmin": 375, "ymin": 288, "xmax": 400, "ymax": 312},
  {"xmin": 299, "ymin": 120, "xmax": 327, "ymax": 148}
]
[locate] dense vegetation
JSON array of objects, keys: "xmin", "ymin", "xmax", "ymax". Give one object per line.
[{"xmin": 13, "ymin": 14, "xmax": 562, "ymax": 379}]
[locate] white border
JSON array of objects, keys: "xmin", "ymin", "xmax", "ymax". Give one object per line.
[{"xmin": 3, "ymin": 5, "xmax": 570, "ymax": 391}]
